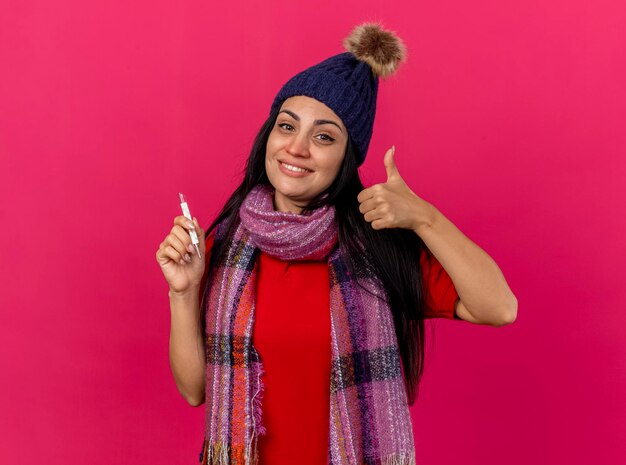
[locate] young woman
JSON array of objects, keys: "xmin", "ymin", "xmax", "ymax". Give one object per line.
[{"xmin": 156, "ymin": 22, "xmax": 517, "ymax": 465}]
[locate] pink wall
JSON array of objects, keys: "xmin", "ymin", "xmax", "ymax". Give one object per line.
[{"xmin": 2, "ymin": 1, "xmax": 624, "ymax": 464}]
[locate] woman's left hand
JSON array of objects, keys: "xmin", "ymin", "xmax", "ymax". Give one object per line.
[{"xmin": 357, "ymin": 146, "xmax": 433, "ymax": 232}]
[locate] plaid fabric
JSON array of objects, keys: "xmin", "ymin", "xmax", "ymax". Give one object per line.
[{"xmin": 199, "ymin": 189, "xmax": 415, "ymax": 465}]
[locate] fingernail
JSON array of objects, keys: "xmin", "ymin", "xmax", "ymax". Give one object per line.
[
  {"xmin": 186, "ymin": 221, "xmax": 194, "ymax": 229},
  {"xmin": 187, "ymin": 244, "xmax": 194, "ymax": 253},
  {"xmin": 185, "ymin": 253, "xmax": 191, "ymax": 261},
  {"xmin": 392, "ymin": 145, "xmax": 395, "ymax": 154}
]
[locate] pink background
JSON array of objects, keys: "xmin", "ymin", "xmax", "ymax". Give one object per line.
[{"xmin": 2, "ymin": 1, "xmax": 624, "ymax": 464}]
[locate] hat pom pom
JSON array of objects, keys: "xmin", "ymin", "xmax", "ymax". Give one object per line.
[{"xmin": 342, "ymin": 22, "xmax": 407, "ymax": 78}]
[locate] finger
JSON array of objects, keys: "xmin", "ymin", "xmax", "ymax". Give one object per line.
[
  {"xmin": 192, "ymin": 217, "xmax": 205, "ymax": 239},
  {"xmin": 384, "ymin": 146, "xmax": 400, "ymax": 181},
  {"xmin": 192, "ymin": 218, "xmax": 208, "ymax": 255},
  {"xmin": 192, "ymin": 217, "xmax": 203, "ymax": 234},
  {"xmin": 357, "ymin": 187, "xmax": 374, "ymax": 204},
  {"xmin": 175, "ymin": 215, "xmax": 196, "ymax": 231},
  {"xmin": 155, "ymin": 245, "xmax": 166, "ymax": 262},
  {"xmin": 358, "ymin": 197, "xmax": 378, "ymax": 214},
  {"xmin": 175, "ymin": 216, "xmax": 203, "ymax": 254},
  {"xmin": 363, "ymin": 208, "xmax": 384, "ymax": 223},
  {"xmin": 171, "ymin": 225, "xmax": 194, "ymax": 252},
  {"xmin": 371, "ymin": 218, "xmax": 386, "ymax": 230},
  {"xmin": 162, "ymin": 244, "xmax": 186, "ymax": 264},
  {"xmin": 165, "ymin": 233, "xmax": 191, "ymax": 263}
]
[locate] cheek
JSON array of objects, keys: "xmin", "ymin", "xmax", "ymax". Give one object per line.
[
  {"xmin": 322, "ymin": 154, "xmax": 344, "ymax": 177},
  {"xmin": 266, "ymin": 130, "xmax": 283, "ymax": 153}
]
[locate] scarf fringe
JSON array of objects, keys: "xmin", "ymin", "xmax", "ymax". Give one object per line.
[
  {"xmin": 199, "ymin": 359, "xmax": 265, "ymax": 465},
  {"xmin": 250, "ymin": 359, "xmax": 266, "ymax": 437},
  {"xmin": 378, "ymin": 451, "xmax": 416, "ymax": 465},
  {"xmin": 199, "ymin": 439, "xmax": 261, "ymax": 465},
  {"xmin": 199, "ymin": 439, "xmax": 416, "ymax": 465}
]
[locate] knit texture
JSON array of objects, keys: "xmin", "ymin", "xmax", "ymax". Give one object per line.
[
  {"xmin": 270, "ymin": 52, "xmax": 378, "ymax": 167},
  {"xmin": 199, "ymin": 183, "xmax": 416, "ymax": 465}
]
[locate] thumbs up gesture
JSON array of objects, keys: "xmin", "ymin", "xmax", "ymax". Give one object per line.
[{"xmin": 357, "ymin": 146, "xmax": 432, "ymax": 233}]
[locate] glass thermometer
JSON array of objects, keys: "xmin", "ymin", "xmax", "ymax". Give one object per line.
[{"xmin": 178, "ymin": 192, "xmax": 202, "ymax": 259}]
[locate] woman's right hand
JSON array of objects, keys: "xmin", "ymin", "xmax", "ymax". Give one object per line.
[{"xmin": 155, "ymin": 215, "xmax": 207, "ymax": 295}]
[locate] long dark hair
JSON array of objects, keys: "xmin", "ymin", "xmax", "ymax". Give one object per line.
[{"xmin": 199, "ymin": 106, "xmax": 431, "ymax": 405}]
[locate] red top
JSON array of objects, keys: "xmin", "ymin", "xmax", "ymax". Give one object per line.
[{"xmin": 200, "ymin": 232, "xmax": 459, "ymax": 464}]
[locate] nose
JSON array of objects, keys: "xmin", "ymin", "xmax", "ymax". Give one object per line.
[{"xmin": 285, "ymin": 132, "xmax": 310, "ymax": 158}]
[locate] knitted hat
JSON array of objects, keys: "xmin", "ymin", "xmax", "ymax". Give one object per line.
[{"xmin": 270, "ymin": 22, "xmax": 406, "ymax": 167}]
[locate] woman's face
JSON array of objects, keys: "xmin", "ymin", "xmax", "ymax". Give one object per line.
[{"xmin": 265, "ymin": 95, "xmax": 348, "ymax": 214}]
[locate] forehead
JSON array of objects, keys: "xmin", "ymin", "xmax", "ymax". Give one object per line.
[{"xmin": 280, "ymin": 96, "xmax": 345, "ymax": 129}]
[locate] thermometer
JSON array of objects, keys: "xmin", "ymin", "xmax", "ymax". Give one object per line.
[{"xmin": 178, "ymin": 192, "xmax": 202, "ymax": 259}]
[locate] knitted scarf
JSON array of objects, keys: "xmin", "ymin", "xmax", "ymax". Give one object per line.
[{"xmin": 199, "ymin": 183, "xmax": 416, "ymax": 465}]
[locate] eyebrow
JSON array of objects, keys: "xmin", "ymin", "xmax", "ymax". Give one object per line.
[{"xmin": 278, "ymin": 109, "xmax": 344, "ymax": 133}]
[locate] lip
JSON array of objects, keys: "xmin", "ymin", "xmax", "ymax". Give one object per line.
[
  {"xmin": 278, "ymin": 160, "xmax": 314, "ymax": 177},
  {"xmin": 278, "ymin": 159, "xmax": 313, "ymax": 171}
]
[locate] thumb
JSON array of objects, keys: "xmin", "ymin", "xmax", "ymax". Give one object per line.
[
  {"xmin": 193, "ymin": 217, "xmax": 205, "ymax": 250},
  {"xmin": 384, "ymin": 146, "xmax": 400, "ymax": 181}
]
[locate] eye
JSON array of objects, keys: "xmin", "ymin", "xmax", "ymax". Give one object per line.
[
  {"xmin": 316, "ymin": 133, "xmax": 336, "ymax": 143},
  {"xmin": 277, "ymin": 122, "xmax": 336, "ymax": 143}
]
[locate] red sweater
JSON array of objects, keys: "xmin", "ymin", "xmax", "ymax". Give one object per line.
[{"xmin": 200, "ymin": 232, "xmax": 459, "ymax": 464}]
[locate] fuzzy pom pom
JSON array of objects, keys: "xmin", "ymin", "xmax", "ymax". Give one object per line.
[{"xmin": 342, "ymin": 22, "xmax": 406, "ymax": 78}]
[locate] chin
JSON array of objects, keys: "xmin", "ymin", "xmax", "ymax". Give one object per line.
[
  {"xmin": 268, "ymin": 172, "xmax": 301, "ymax": 194},
  {"xmin": 274, "ymin": 185, "xmax": 308, "ymax": 201}
]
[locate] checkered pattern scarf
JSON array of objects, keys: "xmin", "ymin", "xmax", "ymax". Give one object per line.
[{"xmin": 199, "ymin": 183, "xmax": 416, "ymax": 464}]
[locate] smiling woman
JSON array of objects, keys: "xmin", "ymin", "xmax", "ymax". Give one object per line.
[
  {"xmin": 156, "ymin": 20, "xmax": 517, "ymax": 465},
  {"xmin": 266, "ymin": 96, "xmax": 348, "ymax": 213}
]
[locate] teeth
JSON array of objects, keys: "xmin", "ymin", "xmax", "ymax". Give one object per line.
[{"xmin": 281, "ymin": 162, "xmax": 310, "ymax": 173}]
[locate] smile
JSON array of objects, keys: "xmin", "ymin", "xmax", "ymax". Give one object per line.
[{"xmin": 279, "ymin": 161, "xmax": 313, "ymax": 176}]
